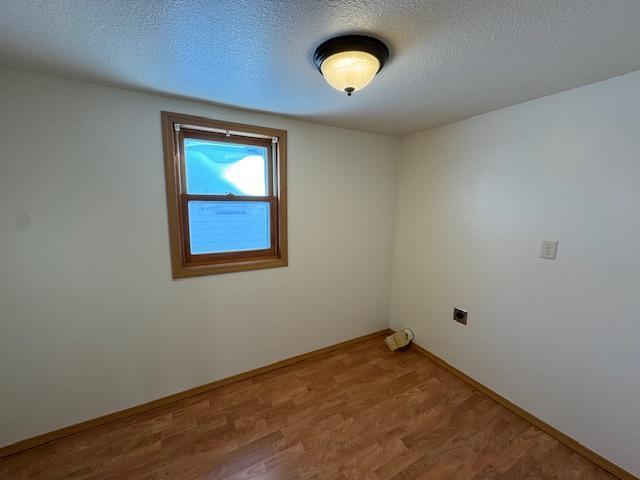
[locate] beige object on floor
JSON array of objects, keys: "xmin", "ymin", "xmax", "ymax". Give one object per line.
[{"xmin": 385, "ymin": 328, "xmax": 415, "ymax": 351}]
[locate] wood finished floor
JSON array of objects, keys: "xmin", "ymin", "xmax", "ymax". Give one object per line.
[{"xmin": 0, "ymin": 337, "xmax": 616, "ymax": 480}]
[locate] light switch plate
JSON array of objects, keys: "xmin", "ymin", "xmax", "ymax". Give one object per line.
[{"xmin": 540, "ymin": 240, "xmax": 558, "ymax": 260}]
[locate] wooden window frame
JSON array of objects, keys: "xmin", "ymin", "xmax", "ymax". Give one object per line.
[{"xmin": 161, "ymin": 111, "xmax": 288, "ymax": 278}]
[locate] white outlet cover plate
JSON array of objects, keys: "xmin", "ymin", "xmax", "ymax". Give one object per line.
[{"xmin": 540, "ymin": 240, "xmax": 559, "ymax": 260}]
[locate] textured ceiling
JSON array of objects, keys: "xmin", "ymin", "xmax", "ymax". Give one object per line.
[{"xmin": 1, "ymin": 0, "xmax": 640, "ymax": 135}]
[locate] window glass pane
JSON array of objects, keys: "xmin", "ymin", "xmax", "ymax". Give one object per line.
[
  {"xmin": 188, "ymin": 201, "xmax": 271, "ymax": 254},
  {"xmin": 185, "ymin": 138, "xmax": 268, "ymax": 195}
]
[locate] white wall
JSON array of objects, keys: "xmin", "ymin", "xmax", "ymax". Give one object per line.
[
  {"xmin": 391, "ymin": 71, "xmax": 640, "ymax": 475},
  {"xmin": 3, "ymin": 65, "xmax": 639, "ymax": 476},
  {"xmin": 0, "ymin": 68, "xmax": 398, "ymax": 446}
]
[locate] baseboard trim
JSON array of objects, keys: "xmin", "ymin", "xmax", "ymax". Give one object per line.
[
  {"xmin": 0, "ymin": 328, "xmax": 392, "ymax": 459},
  {"xmin": 410, "ymin": 341, "xmax": 638, "ymax": 480}
]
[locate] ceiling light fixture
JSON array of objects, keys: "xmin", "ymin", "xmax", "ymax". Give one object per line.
[{"xmin": 313, "ymin": 35, "xmax": 389, "ymax": 96}]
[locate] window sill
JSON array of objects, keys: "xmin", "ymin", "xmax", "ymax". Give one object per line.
[{"xmin": 172, "ymin": 256, "xmax": 288, "ymax": 279}]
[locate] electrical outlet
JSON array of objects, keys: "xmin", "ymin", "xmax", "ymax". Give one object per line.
[
  {"xmin": 453, "ymin": 307, "xmax": 467, "ymax": 325},
  {"xmin": 540, "ymin": 240, "xmax": 558, "ymax": 260}
]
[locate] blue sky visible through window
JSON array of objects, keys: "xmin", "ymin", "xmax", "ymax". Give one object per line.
[{"xmin": 184, "ymin": 139, "xmax": 268, "ymax": 196}]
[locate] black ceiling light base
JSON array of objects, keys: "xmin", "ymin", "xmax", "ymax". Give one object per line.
[{"xmin": 313, "ymin": 35, "xmax": 390, "ymax": 74}]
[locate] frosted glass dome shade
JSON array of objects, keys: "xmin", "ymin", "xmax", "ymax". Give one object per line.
[{"xmin": 320, "ymin": 51, "xmax": 381, "ymax": 95}]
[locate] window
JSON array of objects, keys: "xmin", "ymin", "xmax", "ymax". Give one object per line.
[{"xmin": 161, "ymin": 112, "xmax": 287, "ymax": 278}]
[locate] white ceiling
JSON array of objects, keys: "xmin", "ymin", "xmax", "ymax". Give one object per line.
[{"xmin": 1, "ymin": 0, "xmax": 640, "ymax": 136}]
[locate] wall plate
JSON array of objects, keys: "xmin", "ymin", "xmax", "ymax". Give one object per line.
[
  {"xmin": 540, "ymin": 240, "xmax": 558, "ymax": 260},
  {"xmin": 453, "ymin": 307, "xmax": 468, "ymax": 325}
]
